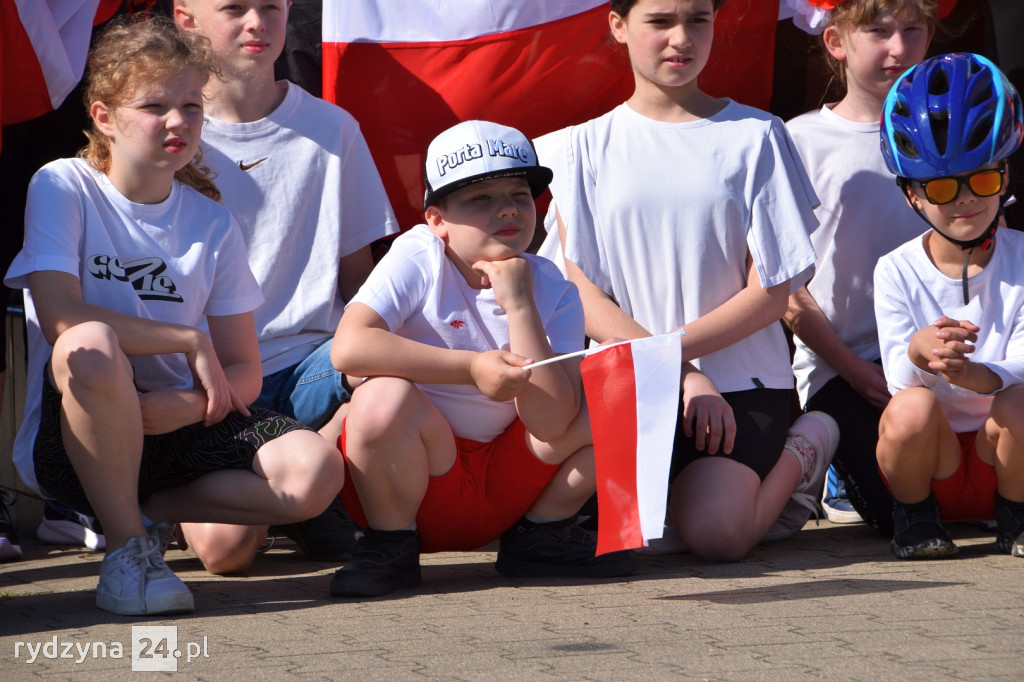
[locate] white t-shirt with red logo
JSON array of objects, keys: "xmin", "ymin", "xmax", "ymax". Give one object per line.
[{"xmin": 350, "ymin": 225, "xmax": 584, "ymax": 442}]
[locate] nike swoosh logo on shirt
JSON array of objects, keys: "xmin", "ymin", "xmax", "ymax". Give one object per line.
[{"xmin": 238, "ymin": 158, "xmax": 268, "ymax": 171}]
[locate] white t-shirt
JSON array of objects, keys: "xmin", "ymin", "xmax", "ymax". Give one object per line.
[
  {"xmin": 787, "ymin": 105, "xmax": 927, "ymax": 405},
  {"xmin": 541, "ymin": 100, "xmax": 818, "ymax": 392},
  {"xmin": 200, "ymin": 81, "xmax": 399, "ymax": 375},
  {"xmin": 874, "ymin": 229, "xmax": 1024, "ymax": 433},
  {"xmin": 351, "ymin": 225, "xmax": 585, "ymax": 442},
  {"xmin": 5, "ymin": 158, "xmax": 263, "ymax": 494}
]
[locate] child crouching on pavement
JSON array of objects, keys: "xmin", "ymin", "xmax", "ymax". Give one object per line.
[
  {"xmin": 875, "ymin": 53, "xmax": 1024, "ymax": 559},
  {"xmin": 328, "ymin": 120, "xmax": 636, "ymax": 597}
]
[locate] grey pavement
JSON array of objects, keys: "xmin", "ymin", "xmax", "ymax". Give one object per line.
[{"xmin": 1, "ymin": 519, "xmax": 1022, "ymax": 680}]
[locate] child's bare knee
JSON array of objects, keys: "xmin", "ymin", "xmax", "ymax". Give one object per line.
[
  {"xmin": 880, "ymin": 388, "xmax": 938, "ymax": 443},
  {"xmin": 52, "ymin": 322, "xmax": 130, "ymax": 388},
  {"xmin": 282, "ymin": 489, "xmax": 340, "ymax": 524},
  {"xmin": 200, "ymin": 547, "xmax": 258, "ymax": 576},
  {"xmin": 990, "ymin": 385, "xmax": 1024, "ymax": 428},
  {"xmin": 185, "ymin": 524, "xmax": 264, "ymax": 575},
  {"xmin": 346, "ymin": 377, "xmax": 420, "ymax": 442},
  {"xmin": 258, "ymin": 432, "xmax": 344, "ymax": 518},
  {"xmin": 683, "ymin": 521, "xmax": 749, "ymax": 562}
]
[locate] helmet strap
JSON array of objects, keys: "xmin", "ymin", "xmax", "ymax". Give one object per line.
[{"xmin": 899, "ymin": 181, "xmax": 1001, "ymax": 305}]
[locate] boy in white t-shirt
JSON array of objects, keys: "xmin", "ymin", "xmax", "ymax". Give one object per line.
[
  {"xmin": 173, "ymin": 0, "xmax": 398, "ymax": 571},
  {"xmin": 328, "ymin": 121, "xmax": 636, "ymax": 598},
  {"xmin": 875, "ymin": 53, "xmax": 1024, "ymax": 559}
]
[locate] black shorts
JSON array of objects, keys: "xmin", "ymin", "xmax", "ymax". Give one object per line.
[
  {"xmin": 806, "ymin": 369, "xmax": 893, "ymax": 534},
  {"xmin": 32, "ymin": 367, "xmax": 310, "ymax": 517},
  {"xmin": 670, "ymin": 387, "xmax": 791, "ymax": 482}
]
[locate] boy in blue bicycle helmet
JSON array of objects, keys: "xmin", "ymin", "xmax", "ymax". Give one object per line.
[{"xmin": 874, "ymin": 53, "xmax": 1024, "ymax": 559}]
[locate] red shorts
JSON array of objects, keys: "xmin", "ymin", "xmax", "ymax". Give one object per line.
[
  {"xmin": 931, "ymin": 432, "xmax": 997, "ymax": 522},
  {"xmin": 883, "ymin": 432, "xmax": 997, "ymax": 522},
  {"xmin": 337, "ymin": 417, "xmax": 560, "ymax": 553}
]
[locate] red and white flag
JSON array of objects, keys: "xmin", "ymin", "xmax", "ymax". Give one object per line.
[
  {"xmin": 580, "ymin": 334, "xmax": 681, "ymax": 556},
  {"xmin": 0, "ymin": 0, "xmax": 99, "ymax": 129},
  {"xmin": 323, "ymin": 0, "xmax": 779, "ymax": 230}
]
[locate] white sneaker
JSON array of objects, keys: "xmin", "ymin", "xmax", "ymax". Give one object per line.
[
  {"xmin": 821, "ymin": 470, "xmax": 864, "ymax": 524},
  {"xmin": 764, "ymin": 412, "xmax": 840, "ymax": 543},
  {"xmin": 147, "ymin": 522, "xmax": 176, "ymax": 556},
  {"xmin": 37, "ymin": 501, "xmax": 106, "ymax": 550},
  {"xmin": 786, "ymin": 411, "xmax": 840, "ymax": 518},
  {"xmin": 96, "ymin": 535, "xmax": 194, "ymax": 616},
  {"xmin": 764, "ymin": 498, "xmax": 812, "ymax": 543}
]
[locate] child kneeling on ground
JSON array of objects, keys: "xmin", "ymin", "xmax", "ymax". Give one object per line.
[
  {"xmin": 4, "ymin": 18, "xmax": 343, "ymax": 615},
  {"xmin": 875, "ymin": 52, "xmax": 1024, "ymax": 558},
  {"xmin": 329, "ymin": 120, "xmax": 636, "ymax": 598},
  {"xmin": 3, "ymin": 19, "xmax": 344, "ymax": 614}
]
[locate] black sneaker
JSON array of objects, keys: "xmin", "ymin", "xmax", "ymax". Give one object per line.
[
  {"xmin": 276, "ymin": 497, "xmax": 361, "ymax": 561},
  {"xmin": 0, "ymin": 490, "xmax": 23, "ymax": 563},
  {"xmin": 495, "ymin": 516, "xmax": 637, "ymax": 578},
  {"xmin": 329, "ymin": 528, "xmax": 421, "ymax": 598},
  {"xmin": 891, "ymin": 496, "xmax": 957, "ymax": 559},
  {"xmin": 994, "ymin": 495, "xmax": 1024, "ymax": 557}
]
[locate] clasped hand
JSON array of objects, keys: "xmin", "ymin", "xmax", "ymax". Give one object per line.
[{"xmin": 918, "ymin": 315, "xmax": 979, "ymax": 381}]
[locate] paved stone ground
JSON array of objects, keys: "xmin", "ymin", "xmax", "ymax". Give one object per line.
[{"xmin": 2, "ymin": 519, "xmax": 1022, "ymax": 680}]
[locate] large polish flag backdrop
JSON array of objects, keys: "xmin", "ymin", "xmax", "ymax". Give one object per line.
[{"xmin": 323, "ymin": 0, "xmax": 779, "ymax": 230}]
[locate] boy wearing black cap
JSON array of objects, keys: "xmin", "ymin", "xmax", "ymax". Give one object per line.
[{"xmin": 328, "ymin": 121, "xmax": 635, "ymax": 598}]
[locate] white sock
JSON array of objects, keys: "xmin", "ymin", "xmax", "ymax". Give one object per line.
[{"xmin": 784, "ymin": 433, "xmax": 816, "ymax": 486}]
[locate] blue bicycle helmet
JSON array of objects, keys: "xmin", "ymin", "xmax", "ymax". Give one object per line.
[{"xmin": 881, "ymin": 53, "xmax": 1022, "ymax": 179}]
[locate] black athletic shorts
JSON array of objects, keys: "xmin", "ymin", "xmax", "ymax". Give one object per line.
[
  {"xmin": 670, "ymin": 387, "xmax": 791, "ymax": 482},
  {"xmin": 32, "ymin": 365, "xmax": 309, "ymax": 516}
]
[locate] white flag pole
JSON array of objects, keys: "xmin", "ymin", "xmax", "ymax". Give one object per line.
[{"xmin": 522, "ymin": 330, "xmax": 684, "ymax": 371}]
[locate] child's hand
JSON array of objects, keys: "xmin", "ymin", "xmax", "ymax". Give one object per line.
[
  {"xmin": 470, "ymin": 349, "xmax": 533, "ymax": 401},
  {"xmin": 909, "ymin": 317, "xmax": 977, "ymax": 376},
  {"xmin": 844, "ymin": 357, "xmax": 891, "ymax": 411},
  {"xmin": 136, "ymin": 380, "xmax": 205, "ymax": 435},
  {"xmin": 473, "ymin": 258, "xmax": 534, "ymax": 314},
  {"xmin": 680, "ymin": 369, "xmax": 736, "ymax": 455},
  {"xmin": 186, "ymin": 338, "xmax": 250, "ymax": 425},
  {"xmin": 929, "ymin": 316, "xmax": 980, "ymax": 379}
]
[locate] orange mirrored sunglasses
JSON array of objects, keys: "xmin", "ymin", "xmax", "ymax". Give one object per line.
[{"xmin": 910, "ymin": 167, "xmax": 1006, "ymax": 205}]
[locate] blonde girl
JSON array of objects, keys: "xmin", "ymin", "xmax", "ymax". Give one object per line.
[{"xmin": 4, "ymin": 17, "xmax": 342, "ymax": 616}]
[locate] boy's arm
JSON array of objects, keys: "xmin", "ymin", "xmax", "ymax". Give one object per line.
[
  {"xmin": 785, "ymin": 284, "xmax": 891, "ymax": 409},
  {"xmin": 31, "ymin": 270, "xmax": 250, "ymax": 429},
  {"xmin": 909, "ymin": 317, "xmax": 1004, "ymax": 395},
  {"xmin": 873, "ymin": 256, "xmax": 939, "ymax": 393},
  {"xmin": 332, "ymin": 303, "xmax": 532, "ymax": 402},
  {"xmin": 474, "ymin": 258, "xmax": 581, "ymax": 443}
]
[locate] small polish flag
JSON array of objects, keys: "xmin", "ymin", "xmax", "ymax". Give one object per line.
[{"xmin": 579, "ymin": 334, "xmax": 682, "ymax": 555}]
